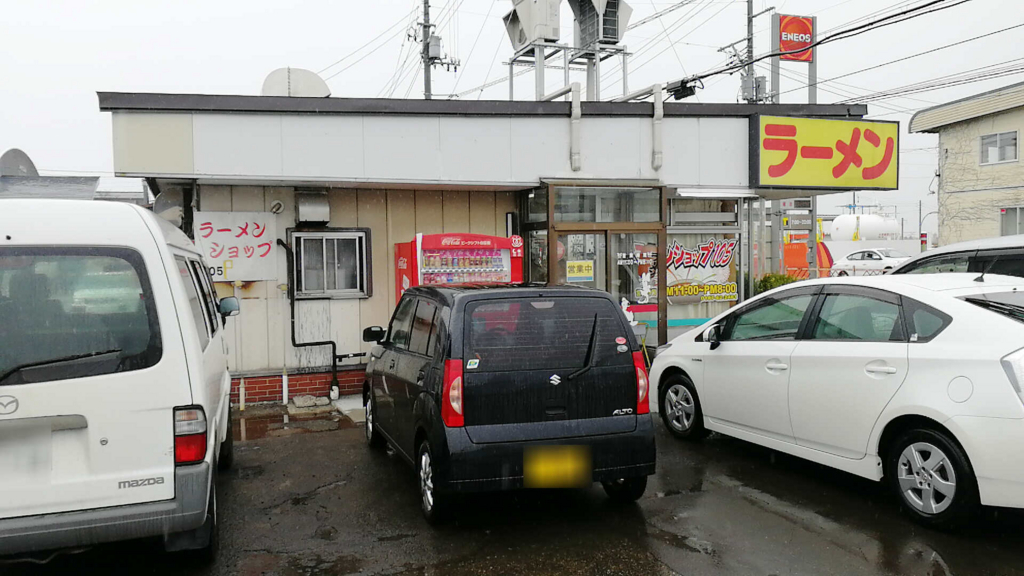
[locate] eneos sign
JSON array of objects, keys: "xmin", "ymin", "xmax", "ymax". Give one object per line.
[{"xmin": 779, "ymin": 14, "xmax": 814, "ymax": 62}]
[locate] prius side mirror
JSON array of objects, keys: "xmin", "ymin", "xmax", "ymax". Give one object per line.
[
  {"xmin": 219, "ymin": 297, "xmax": 240, "ymax": 322},
  {"xmin": 704, "ymin": 324, "xmax": 722, "ymax": 351},
  {"xmin": 363, "ymin": 326, "xmax": 386, "ymax": 343}
]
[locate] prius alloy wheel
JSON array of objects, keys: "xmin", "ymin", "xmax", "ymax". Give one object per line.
[
  {"xmin": 887, "ymin": 428, "xmax": 977, "ymax": 528},
  {"xmin": 897, "ymin": 442, "xmax": 957, "ymax": 515},
  {"xmin": 665, "ymin": 384, "xmax": 695, "ymax": 432},
  {"xmin": 659, "ymin": 374, "xmax": 707, "ymax": 441}
]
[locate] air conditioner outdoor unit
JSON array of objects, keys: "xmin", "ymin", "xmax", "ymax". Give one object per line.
[
  {"xmin": 568, "ymin": 0, "xmax": 633, "ymax": 46},
  {"xmin": 503, "ymin": 0, "xmax": 561, "ymax": 53}
]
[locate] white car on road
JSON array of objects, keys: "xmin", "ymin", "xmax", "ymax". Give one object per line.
[
  {"xmin": 650, "ymin": 273, "xmax": 1024, "ymax": 528},
  {"xmin": 832, "ymin": 248, "xmax": 910, "ymax": 276}
]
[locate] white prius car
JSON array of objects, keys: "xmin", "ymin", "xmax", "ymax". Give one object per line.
[
  {"xmin": 831, "ymin": 248, "xmax": 910, "ymax": 276},
  {"xmin": 650, "ymin": 273, "xmax": 1024, "ymax": 528}
]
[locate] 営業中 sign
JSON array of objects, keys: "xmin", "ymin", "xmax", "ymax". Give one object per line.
[{"xmin": 566, "ymin": 260, "xmax": 595, "ymax": 283}]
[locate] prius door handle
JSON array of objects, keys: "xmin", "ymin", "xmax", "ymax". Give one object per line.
[
  {"xmin": 866, "ymin": 365, "xmax": 898, "ymax": 375},
  {"xmin": 765, "ymin": 362, "xmax": 789, "ymax": 371}
]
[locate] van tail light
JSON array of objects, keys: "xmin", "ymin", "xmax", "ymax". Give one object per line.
[
  {"xmin": 633, "ymin": 351, "xmax": 650, "ymax": 415},
  {"xmin": 442, "ymin": 359, "xmax": 465, "ymax": 428},
  {"xmin": 174, "ymin": 407, "xmax": 208, "ymax": 465}
]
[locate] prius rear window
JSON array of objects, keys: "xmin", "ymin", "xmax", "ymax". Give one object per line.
[
  {"xmin": 464, "ymin": 297, "xmax": 631, "ymax": 372},
  {"xmin": 0, "ymin": 247, "xmax": 162, "ymax": 386}
]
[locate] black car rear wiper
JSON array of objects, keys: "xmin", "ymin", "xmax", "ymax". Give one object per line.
[
  {"xmin": 964, "ymin": 298, "xmax": 1024, "ymax": 321},
  {"xmin": 568, "ymin": 314, "xmax": 599, "ymax": 381},
  {"xmin": 0, "ymin": 349, "xmax": 122, "ymax": 385}
]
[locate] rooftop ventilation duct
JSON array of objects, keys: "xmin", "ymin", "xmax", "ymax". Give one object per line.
[
  {"xmin": 503, "ymin": 0, "xmax": 561, "ymax": 52},
  {"xmin": 567, "ymin": 0, "xmax": 632, "ymax": 47},
  {"xmin": 261, "ymin": 68, "xmax": 331, "ymax": 98}
]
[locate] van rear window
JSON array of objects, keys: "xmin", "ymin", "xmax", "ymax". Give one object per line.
[
  {"xmin": 464, "ymin": 297, "xmax": 631, "ymax": 372},
  {"xmin": 0, "ymin": 247, "xmax": 162, "ymax": 386}
]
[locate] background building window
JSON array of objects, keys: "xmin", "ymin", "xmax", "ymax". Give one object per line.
[
  {"xmin": 294, "ymin": 230, "xmax": 370, "ymax": 298},
  {"xmin": 981, "ymin": 131, "xmax": 1017, "ymax": 165},
  {"xmin": 1001, "ymin": 207, "xmax": 1024, "ymax": 236}
]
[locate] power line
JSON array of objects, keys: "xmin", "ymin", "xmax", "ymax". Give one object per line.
[
  {"xmin": 628, "ymin": 0, "xmax": 703, "ymax": 30},
  {"xmin": 838, "ymin": 58, "xmax": 1024, "ymax": 104},
  {"xmin": 673, "ymin": 0, "xmax": 974, "ymax": 90},
  {"xmin": 775, "ymin": 21, "xmax": 1024, "ymax": 99},
  {"xmin": 323, "ymin": 21, "xmax": 411, "ymax": 82},
  {"xmin": 317, "ymin": 7, "xmax": 417, "ymax": 75},
  {"xmin": 451, "ymin": 0, "xmax": 497, "ymax": 94}
]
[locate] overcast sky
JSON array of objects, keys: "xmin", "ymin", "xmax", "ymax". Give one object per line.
[{"xmin": 2, "ymin": 0, "xmax": 1022, "ymax": 238}]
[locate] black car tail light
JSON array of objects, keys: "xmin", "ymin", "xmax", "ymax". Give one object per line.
[
  {"xmin": 632, "ymin": 351, "xmax": 650, "ymax": 415},
  {"xmin": 442, "ymin": 359, "xmax": 464, "ymax": 427}
]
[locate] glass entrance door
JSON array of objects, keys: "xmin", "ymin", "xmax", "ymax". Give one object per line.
[{"xmin": 610, "ymin": 232, "xmax": 659, "ymax": 344}]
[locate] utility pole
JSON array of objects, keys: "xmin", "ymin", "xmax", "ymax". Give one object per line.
[
  {"xmin": 422, "ymin": 0, "xmax": 432, "ymax": 99},
  {"xmin": 746, "ymin": 0, "xmax": 754, "ymax": 103},
  {"xmin": 417, "ymin": 0, "xmax": 459, "ymax": 100},
  {"xmin": 919, "ymin": 200, "xmax": 923, "ymax": 235}
]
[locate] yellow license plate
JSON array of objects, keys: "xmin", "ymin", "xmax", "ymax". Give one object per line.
[{"xmin": 523, "ymin": 445, "xmax": 591, "ymax": 488}]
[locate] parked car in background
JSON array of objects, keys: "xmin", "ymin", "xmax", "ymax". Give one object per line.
[
  {"xmin": 650, "ymin": 273, "xmax": 1024, "ymax": 528},
  {"xmin": 362, "ymin": 285, "xmax": 656, "ymax": 524},
  {"xmin": 831, "ymin": 248, "xmax": 911, "ymax": 276},
  {"xmin": 891, "ymin": 234, "xmax": 1024, "ymax": 278},
  {"xmin": 0, "ymin": 199, "xmax": 240, "ymax": 562}
]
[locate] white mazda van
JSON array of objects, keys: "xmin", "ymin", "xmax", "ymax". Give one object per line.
[{"xmin": 0, "ymin": 199, "xmax": 238, "ymax": 561}]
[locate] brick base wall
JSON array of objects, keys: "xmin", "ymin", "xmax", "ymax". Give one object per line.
[{"xmin": 231, "ymin": 368, "xmax": 365, "ymax": 405}]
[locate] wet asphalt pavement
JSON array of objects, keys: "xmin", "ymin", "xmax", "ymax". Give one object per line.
[{"xmin": 7, "ymin": 409, "xmax": 1024, "ymax": 576}]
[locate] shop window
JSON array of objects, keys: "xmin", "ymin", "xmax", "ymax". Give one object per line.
[
  {"xmin": 553, "ymin": 187, "xmax": 659, "ymax": 223},
  {"xmin": 525, "ymin": 189, "xmax": 548, "ymax": 223},
  {"xmin": 981, "ymin": 132, "xmax": 1017, "ymax": 165},
  {"xmin": 666, "ymin": 233, "xmax": 741, "ymax": 342},
  {"xmin": 670, "ymin": 198, "xmax": 738, "ymax": 226},
  {"xmin": 294, "ymin": 230, "xmax": 370, "ymax": 299}
]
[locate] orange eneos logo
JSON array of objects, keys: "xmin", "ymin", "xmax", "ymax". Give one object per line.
[{"xmin": 779, "ymin": 15, "xmax": 813, "ymax": 62}]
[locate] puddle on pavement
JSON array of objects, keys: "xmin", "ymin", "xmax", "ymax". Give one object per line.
[
  {"xmin": 239, "ymin": 552, "xmax": 364, "ymax": 576},
  {"xmin": 232, "ymin": 411, "xmax": 356, "ymax": 441}
]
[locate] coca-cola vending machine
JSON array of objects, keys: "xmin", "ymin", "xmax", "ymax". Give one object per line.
[{"xmin": 395, "ymin": 233, "xmax": 524, "ymax": 302}]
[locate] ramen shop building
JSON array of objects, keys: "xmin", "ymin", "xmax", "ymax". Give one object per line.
[{"xmin": 99, "ymin": 91, "xmax": 879, "ymax": 402}]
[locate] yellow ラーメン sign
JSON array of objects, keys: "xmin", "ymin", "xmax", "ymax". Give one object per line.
[{"xmin": 754, "ymin": 115, "xmax": 899, "ymax": 190}]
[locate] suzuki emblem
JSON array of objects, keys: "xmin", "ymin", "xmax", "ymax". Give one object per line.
[
  {"xmin": 549, "ymin": 375, "xmax": 561, "ymax": 386},
  {"xmin": 0, "ymin": 395, "xmax": 19, "ymax": 416}
]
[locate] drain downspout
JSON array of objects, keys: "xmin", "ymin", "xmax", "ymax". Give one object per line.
[{"xmin": 276, "ymin": 239, "xmax": 340, "ymax": 397}]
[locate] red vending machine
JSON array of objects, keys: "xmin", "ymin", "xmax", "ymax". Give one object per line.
[{"xmin": 395, "ymin": 233, "xmax": 524, "ymax": 302}]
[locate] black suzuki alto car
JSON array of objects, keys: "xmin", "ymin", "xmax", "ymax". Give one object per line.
[{"xmin": 362, "ymin": 285, "xmax": 656, "ymax": 523}]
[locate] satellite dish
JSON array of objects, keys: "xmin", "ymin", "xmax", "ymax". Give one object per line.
[
  {"xmin": 153, "ymin": 188, "xmax": 185, "ymax": 227},
  {"xmin": 0, "ymin": 149, "xmax": 38, "ymax": 177},
  {"xmin": 261, "ymin": 68, "xmax": 331, "ymax": 98}
]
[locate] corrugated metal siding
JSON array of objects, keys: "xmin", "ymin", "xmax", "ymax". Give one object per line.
[
  {"xmin": 207, "ymin": 185, "xmax": 516, "ymax": 374},
  {"xmin": 911, "ymin": 83, "xmax": 1024, "ymax": 132}
]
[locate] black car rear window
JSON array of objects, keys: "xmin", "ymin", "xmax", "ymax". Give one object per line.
[
  {"xmin": 961, "ymin": 290, "xmax": 1024, "ymax": 324},
  {"xmin": 464, "ymin": 297, "xmax": 632, "ymax": 372},
  {"xmin": 0, "ymin": 247, "xmax": 162, "ymax": 386}
]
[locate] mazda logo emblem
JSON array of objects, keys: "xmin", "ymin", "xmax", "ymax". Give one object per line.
[
  {"xmin": 0, "ymin": 395, "xmax": 19, "ymax": 416},
  {"xmin": 549, "ymin": 375, "xmax": 561, "ymax": 386}
]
